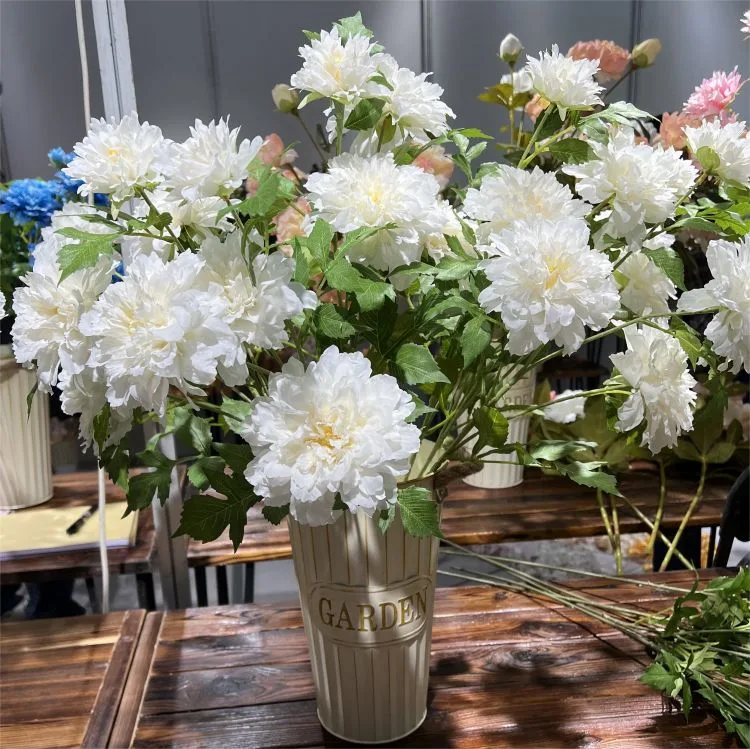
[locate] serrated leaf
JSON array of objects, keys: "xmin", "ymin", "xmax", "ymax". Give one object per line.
[
  {"xmin": 344, "ymin": 98, "xmax": 385, "ymax": 130},
  {"xmin": 673, "ymin": 440, "xmax": 703, "ymax": 462},
  {"xmin": 175, "ymin": 492, "xmax": 251, "ymax": 551},
  {"xmin": 221, "ymin": 170, "xmax": 295, "ymax": 219},
  {"xmin": 643, "ymin": 247, "xmax": 686, "ymax": 291},
  {"xmin": 587, "ymin": 101, "xmax": 654, "ymax": 126},
  {"xmin": 396, "ymin": 344, "xmax": 450, "ymax": 385},
  {"xmin": 188, "ymin": 455, "xmax": 226, "ymax": 490},
  {"xmin": 695, "ymin": 146, "xmax": 720, "ymax": 173},
  {"xmin": 530, "ymin": 440, "xmax": 597, "ymax": 462},
  {"xmin": 220, "ymin": 397, "xmax": 252, "ymax": 434},
  {"xmin": 473, "ymin": 406, "xmax": 509, "ymax": 450},
  {"xmin": 56, "ymin": 233, "xmax": 117, "ymax": 283},
  {"xmin": 705, "ymin": 441, "xmax": 736, "ymax": 464},
  {"xmin": 307, "ymin": 218, "xmax": 335, "ymax": 270},
  {"xmin": 690, "ymin": 394, "xmax": 725, "ymax": 454},
  {"xmin": 547, "ymin": 137, "xmax": 596, "ymax": 164},
  {"xmin": 406, "ymin": 396, "xmax": 437, "ymax": 423},
  {"xmin": 314, "ymin": 304, "xmax": 356, "ymax": 339},
  {"xmin": 262, "ymin": 504, "xmax": 290, "ymax": 525},
  {"xmin": 461, "ymin": 316, "xmax": 491, "ymax": 367},
  {"xmin": 434, "ymin": 256, "xmax": 476, "ymax": 280},
  {"xmin": 675, "ymin": 328, "xmax": 702, "ymax": 368},
  {"xmin": 557, "ymin": 461, "xmax": 621, "ymax": 496},
  {"xmin": 128, "ymin": 454, "xmax": 174, "ymax": 510},
  {"xmin": 213, "ymin": 443, "xmax": 254, "ymax": 474},
  {"xmin": 378, "ymin": 504, "xmax": 396, "ymax": 534},
  {"xmin": 397, "ymin": 487, "xmax": 442, "ymax": 538},
  {"xmin": 325, "ymin": 257, "xmax": 363, "ymax": 291},
  {"xmin": 334, "ymin": 11, "xmax": 373, "ymax": 41},
  {"xmin": 292, "ymin": 237, "xmax": 310, "ymax": 285},
  {"xmin": 25, "ymin": 381, "xmax": 38, "ymax": 418}
]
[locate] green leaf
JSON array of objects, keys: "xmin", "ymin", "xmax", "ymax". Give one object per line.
[
  {"xmin": 406, "ymin": 396, "xmax": 437, "ymax": 423},
  {"xmin": 187, "ymin": 455, "xmax": 226, "ymax": 490},
  {"xmin": 334, "ymin": 12, "xmax": 373, "ymax": 41},
  {"xmin": 378, "ymin": 504, "xmax": 396, "ymax": 534},
  {"xmin": 641, "ymin": 662, "xmax": 676, "ymax": 693},
  {"xmin": 587, "ymin": 101, "xmax": 654, "ymax": 126},
  {"xmin": 307, "ymin": 218, "xmax": 335, "ymax": 270},
  {"xmin": 675, "ymin": 327, "xmax": 702, "ymax": 368},
  {"xmin": 221, "ymin": 170, "xmax": 295, "ymax": 219},
  {"xmin": 530, "ymin": 440, "xmax": 597, "ymax": 462},
  {"xmin": 397, "ymin": 487, "xmax": 442, "ymax": 538},
  {"xmin": 128, "ymin": 452, "xmax": 174, "ymax": 510},
  {"xmin": 56, "ymin": 232, "xmax": 118, "ymax": 283},
  {"xmin": 395, "ymin": 344, "xmax": 450, "ymax": 385},
  {"xmin": 556, "ymin": 461, "xmax": 621, "ymax": 496},
  {"xmin": 220, "ymin": 397, "xmax": 252, "ymax": 434},
  {"xmin": 643, "ymin": 247, "xmax": 686, "ymax": 291},
  {"xmin": 473, "ymin": 406, "xmax": 509, "ymax": 450},
  {"xmin": 344, "ymin": 98, "xmax": 385, "ymax": 130},
  {"xmin": 695, "ymin": 146, "xmax": 720, "ymax": 173},
  {"xmin": 175, "ymin": 492, "xmax": 251, "ymax": 551},
  {"xmin": 262, "ymin": 504, "xmax": 290, "ymax": 525},
  {"xmin": 352, "ymin": 278, "xmax": 395, "ymax": 312},
  {"xmin": 690, "ymin": 394, "xmax": 725, "ymax": 454},
  {"xmin": 434, "ymin": 256, "xmax": 476, "ymax": 280},
  {"xmin": 100, "ymin": 437, "xmax": 130, "ymax": 493},
  {"xmin": 535, "ymin": 108, "xmax": 563, "ymax": 140},
  {"xmin": 292, "ymin": 237, "xmax": 310, "ymax": 285},
  {"xmin": 461, "ymin": 316, "xmax": 491, "ymax": 367},
  {"xmin": 213, "ymin": 443, "xmax": 254, "ymax": 474},
  {"xmin": 547, "ymin": 138, "xmax": 596, "ymax": 164},
  {"xmin": 314, "ymin": 304, "xmax": 356, "ymax": 339},
  {"xmin": 24, "ymin": 380, "xmax": 37, "ymax": 418},
  {"xmin": 673, "ymin": 440, "xmax": 703, "ymax": 462},
  {"xmin": 705, "ymin": 441, "xmax": 736, "ymax": 464},
  {"xmin": 325, "ymin": 257, "xmax": 364, "ymax": 291}
]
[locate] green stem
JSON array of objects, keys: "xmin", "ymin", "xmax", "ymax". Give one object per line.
[
  {"xmin": 610, "ymin": 493, "xmax": 623, "ymax": 575},
  {"xmin": 647, "ymin": 459, "xmax": 668, "ymax": 553},
  {"xmin": 658, "ymin": 458, "xmax": 707, "ymax": 572},
  {"xmin": 293, "ymin": 110, "xmax": 327, "ymax": 164},
  {"xmin": 595, "ymin": 488, "xmax": 617, "ymax": 557},
  {"xmin": 517, "ymin": 106, "xmax": 552, "ymax": 167}
]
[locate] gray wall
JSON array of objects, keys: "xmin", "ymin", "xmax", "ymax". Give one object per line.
[{"xmin": 2, "ymin": 0, "xmax": 748, "ymax": 180}]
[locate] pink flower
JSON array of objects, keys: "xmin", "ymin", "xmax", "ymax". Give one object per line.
[
  {"xmin": 258, "ymin": 133, "xmax": 298, "ymax": 167},
  {"xmin": 412, "ymin": 145, "xmax": 455, "ymax": 190},
  {"xmin": 684, "ymin": 68, "xmax": 743, "ymax": 118},
  {"xmin": 659, "ymin": 111, "xmax": 702, "ymax": 150},
  {"xmin": 273, "ymin": 197, "xmax": 310, "ymax": 254},
  {"xmin": 525, "ymin": 94, "xmax": 546, "ymax": 123},
  {"xmin": 568, "ymin": 40, "xmax": 630, "ymax": 82},
  {"xmin": 742, "ymin": 9, "xmax": 750, "ymax": 37}
]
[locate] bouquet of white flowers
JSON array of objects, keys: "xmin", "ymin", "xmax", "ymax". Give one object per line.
[{"xmin": 10, "ymin": 13, "xmax": 750, "ymax": 743}]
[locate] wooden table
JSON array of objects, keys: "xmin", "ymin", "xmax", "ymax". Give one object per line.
[
  {"xmin": 0, "ymin": 609, "xmax": 145, "ymax": 748},
  {"xmin": 188, "ymin": 468, "xmax": 728, "ymax": 605},
  {"xmin": 117, "ymin": 569, "xmax": 733, "ymax": 747},
  {"xmin": 0, "ymin": 472, "xmax": 157, "ymax": 609}
]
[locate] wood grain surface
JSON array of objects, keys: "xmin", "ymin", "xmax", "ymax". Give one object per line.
[
  {"xmin": 0, "ymin": 471, "xmax": 155, "ymax": 584},
  {"xmin": 123, "ymin": 569, "xmax": 736, "ymax": 748},
  {"xmin": 0, "ymin": 609, "xmax": 145, "ymax": 749},
  {"xmin": 188, "ymin": 467, "xmax": 728, "ymax": 567}
]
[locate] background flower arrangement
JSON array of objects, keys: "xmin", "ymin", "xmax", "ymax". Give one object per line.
[{"xmin": 10, "ymin": 11, "xmax": 750, "ymax": 542}]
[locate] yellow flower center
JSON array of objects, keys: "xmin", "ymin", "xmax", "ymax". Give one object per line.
[{"xmin": 545, "ymin": 255, "xmax": 571, "ymax": 289}]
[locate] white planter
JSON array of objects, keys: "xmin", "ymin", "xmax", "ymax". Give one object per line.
[
  {"xmin": 463, "ymin": 367, "xmax": 538, "ymax": 489},
  {"xmin": 289, "ymin": 477, "xmax": 439, "ymax": 744},
  {"xmin": 0, "ymin": 346, "xmax": 53, "ymax": 510}
]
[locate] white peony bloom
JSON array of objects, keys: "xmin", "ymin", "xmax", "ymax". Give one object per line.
[
  {"xmin": 611, "ymin": 326, "xmax": 697, "ymax": 453},
  {"xmin": 11, "ymin": 212, "xmax": 116, "ymax": 391},
  {"xmin": 564, "ymin": 129, "xmax": 697, "ymax": 240},
  {"xmin": 241, "ymin": 346, "xmax": 421, "ymax": 526},
  {"xmin": 544, "ymin": 389, "xmax": 586, "ymax": 423},
  {"xmin": 525, "ymin": 45, "xmax": 603, "ymax": 117},
  {"xmin": 58, "ymin": 366, "xmax": 132, "ymax": 449},
  {"xmin": 685, "ymin": 119, "xmax": 750, "ymax": 185},
  {"xmin": 198, "ymin": 232, "xmax": 317, "ymax": 374},
  {"xmin": 618, "ymin": 252, "xmax": 676, "ymax": 316},
  {"xmin": 305, "ymin": 152, "xmax": 446, "ymax": 273},
  {"xmin": 373, "ymin": 54, "xmax": 455, "ymax": 141},
  {"xmin": 63, "ymin": 112, "xmax": 165, "ymax": 202},
  {"xmin": 78, "ymin": 252, "xmax": 239, "ymax": 416},
  {"xmin": 160, "ymin": 119, "xmax": 263, "ymax": 200},
  {"xmin": 464, "ymin": 165, "xmax": 588, "ymax": 241},
  {"xmin": 478, "ymin": 218, "xmax": 619, "ymax": 355},
  {"xmin": 677, "ymin": 236, "xmax": 750, "ymax": 374},
  {"xmin": 290, "ymin": 28, "xmax": 379, "ymax": 102}
]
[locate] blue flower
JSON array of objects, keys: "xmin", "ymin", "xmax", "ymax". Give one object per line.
[
  {"xmin": 48, "ymin": 147, "xmax": 76, "ymax": 169},
  {"xmin": 0, "ymin": 179, "xmax": 61, "ymax": 227}
]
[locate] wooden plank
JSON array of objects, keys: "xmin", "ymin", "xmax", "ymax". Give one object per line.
[
  {"xmin": 109, "ymin": 612, "xmax": 165, "ymax": 749},
  {"xmin": 186, "ymin": 470, "xmax": 729, "ymax": 566},
  {"xmin": 0, "ymin": 718, "xmax": 89, "ymax": 749},
  {"xmin": 82, "ymin": 609, "xmax": 145, "ymax": 748}
]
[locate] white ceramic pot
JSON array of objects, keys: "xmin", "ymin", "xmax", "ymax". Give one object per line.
[
  {"xmin": 288, "ymin": 477, "xmax": 439, "ymax": 744},
  {"xmin": 0, "ymin": 346, "xmax": 53, "ymax": 510},
  {"xmin": 463, "ymin": 367, "xmax": 538, "ymax": 489}
]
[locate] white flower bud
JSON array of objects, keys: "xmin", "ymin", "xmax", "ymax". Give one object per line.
[
  {"xmin": 271, "ymin": 84, "xmax": 299, "ymax": 113},
  {"xmin": 499, "ymin": 33, "xmax": 524, "ymax": 65}
]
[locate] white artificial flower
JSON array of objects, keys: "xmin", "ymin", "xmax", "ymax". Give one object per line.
[
  {"xmin": 63, "ymin": 112, "xmax": 165, "ymax": 202},
  {"xmin": 198, "ymin": 232, "xmax": 317, "ymax": 365},
  {"xmin": 0, "ymin": 292, "xmax": 6, "ymax": 321},
  {"xmin": 290, "ymin": 28, "xmax": 379, "ymax": 102},
  {"xmin": 618, "ymin": 253, "xmax": 676, "ymax": 316},
  {"xmin": 677, "ymin": 236, "xmax": 750, "ymax": 374},
  {"xmin": 685, "ymin": 119, "xmax": 750, "ymax": 185},
  {"xmin": 544, "ymin": 390, "xmax": 586, "ymax": 423},
  {"xmin": 58, "ymin": 366, "xmax": 132, "ymax": 449},
  {"xmin": 478, "ymin": 218, "xmax": 619, "ymax": 355},
  {"xmin": 78, "ymin": 252, "xmax": 239, "ymax": 416},
  {"xmin": 305, "ymin": 152, "xmax": 446, "ymax": 273},
  {"xmin": 464, "ymin": 165, "xmax": 588, "ymax": 241},
  {"xmin": 160, "ymin": 119, "xmax": 263, "ymax": 200},
  {"xmin": 525, "ymin": 44, "xmax": 603, "ymax": 117},
  {"xmin": 611, "ymin": 326, "xmax": 697, "ymax": 453},
  {"xmin": 500, "ymin": 70, "xmax": 534, "ymax": 99},
  {"xmin": 564, "ymin": 129, "xmax": 697, "ymax": 240},
  {"xmin": 241, "ymin": 346, "xmax": 421, "ymax": 526},
  {"xmin": 499, "ymin": 33, "xmax": 524, "ymax": 65},
  {"xmin": 11, "ymin": 210, "xmax": 116, "ymax": 391},
  {"xmin": 373, "ymin": 54, "xmax": 455, "ymax": 141}
]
